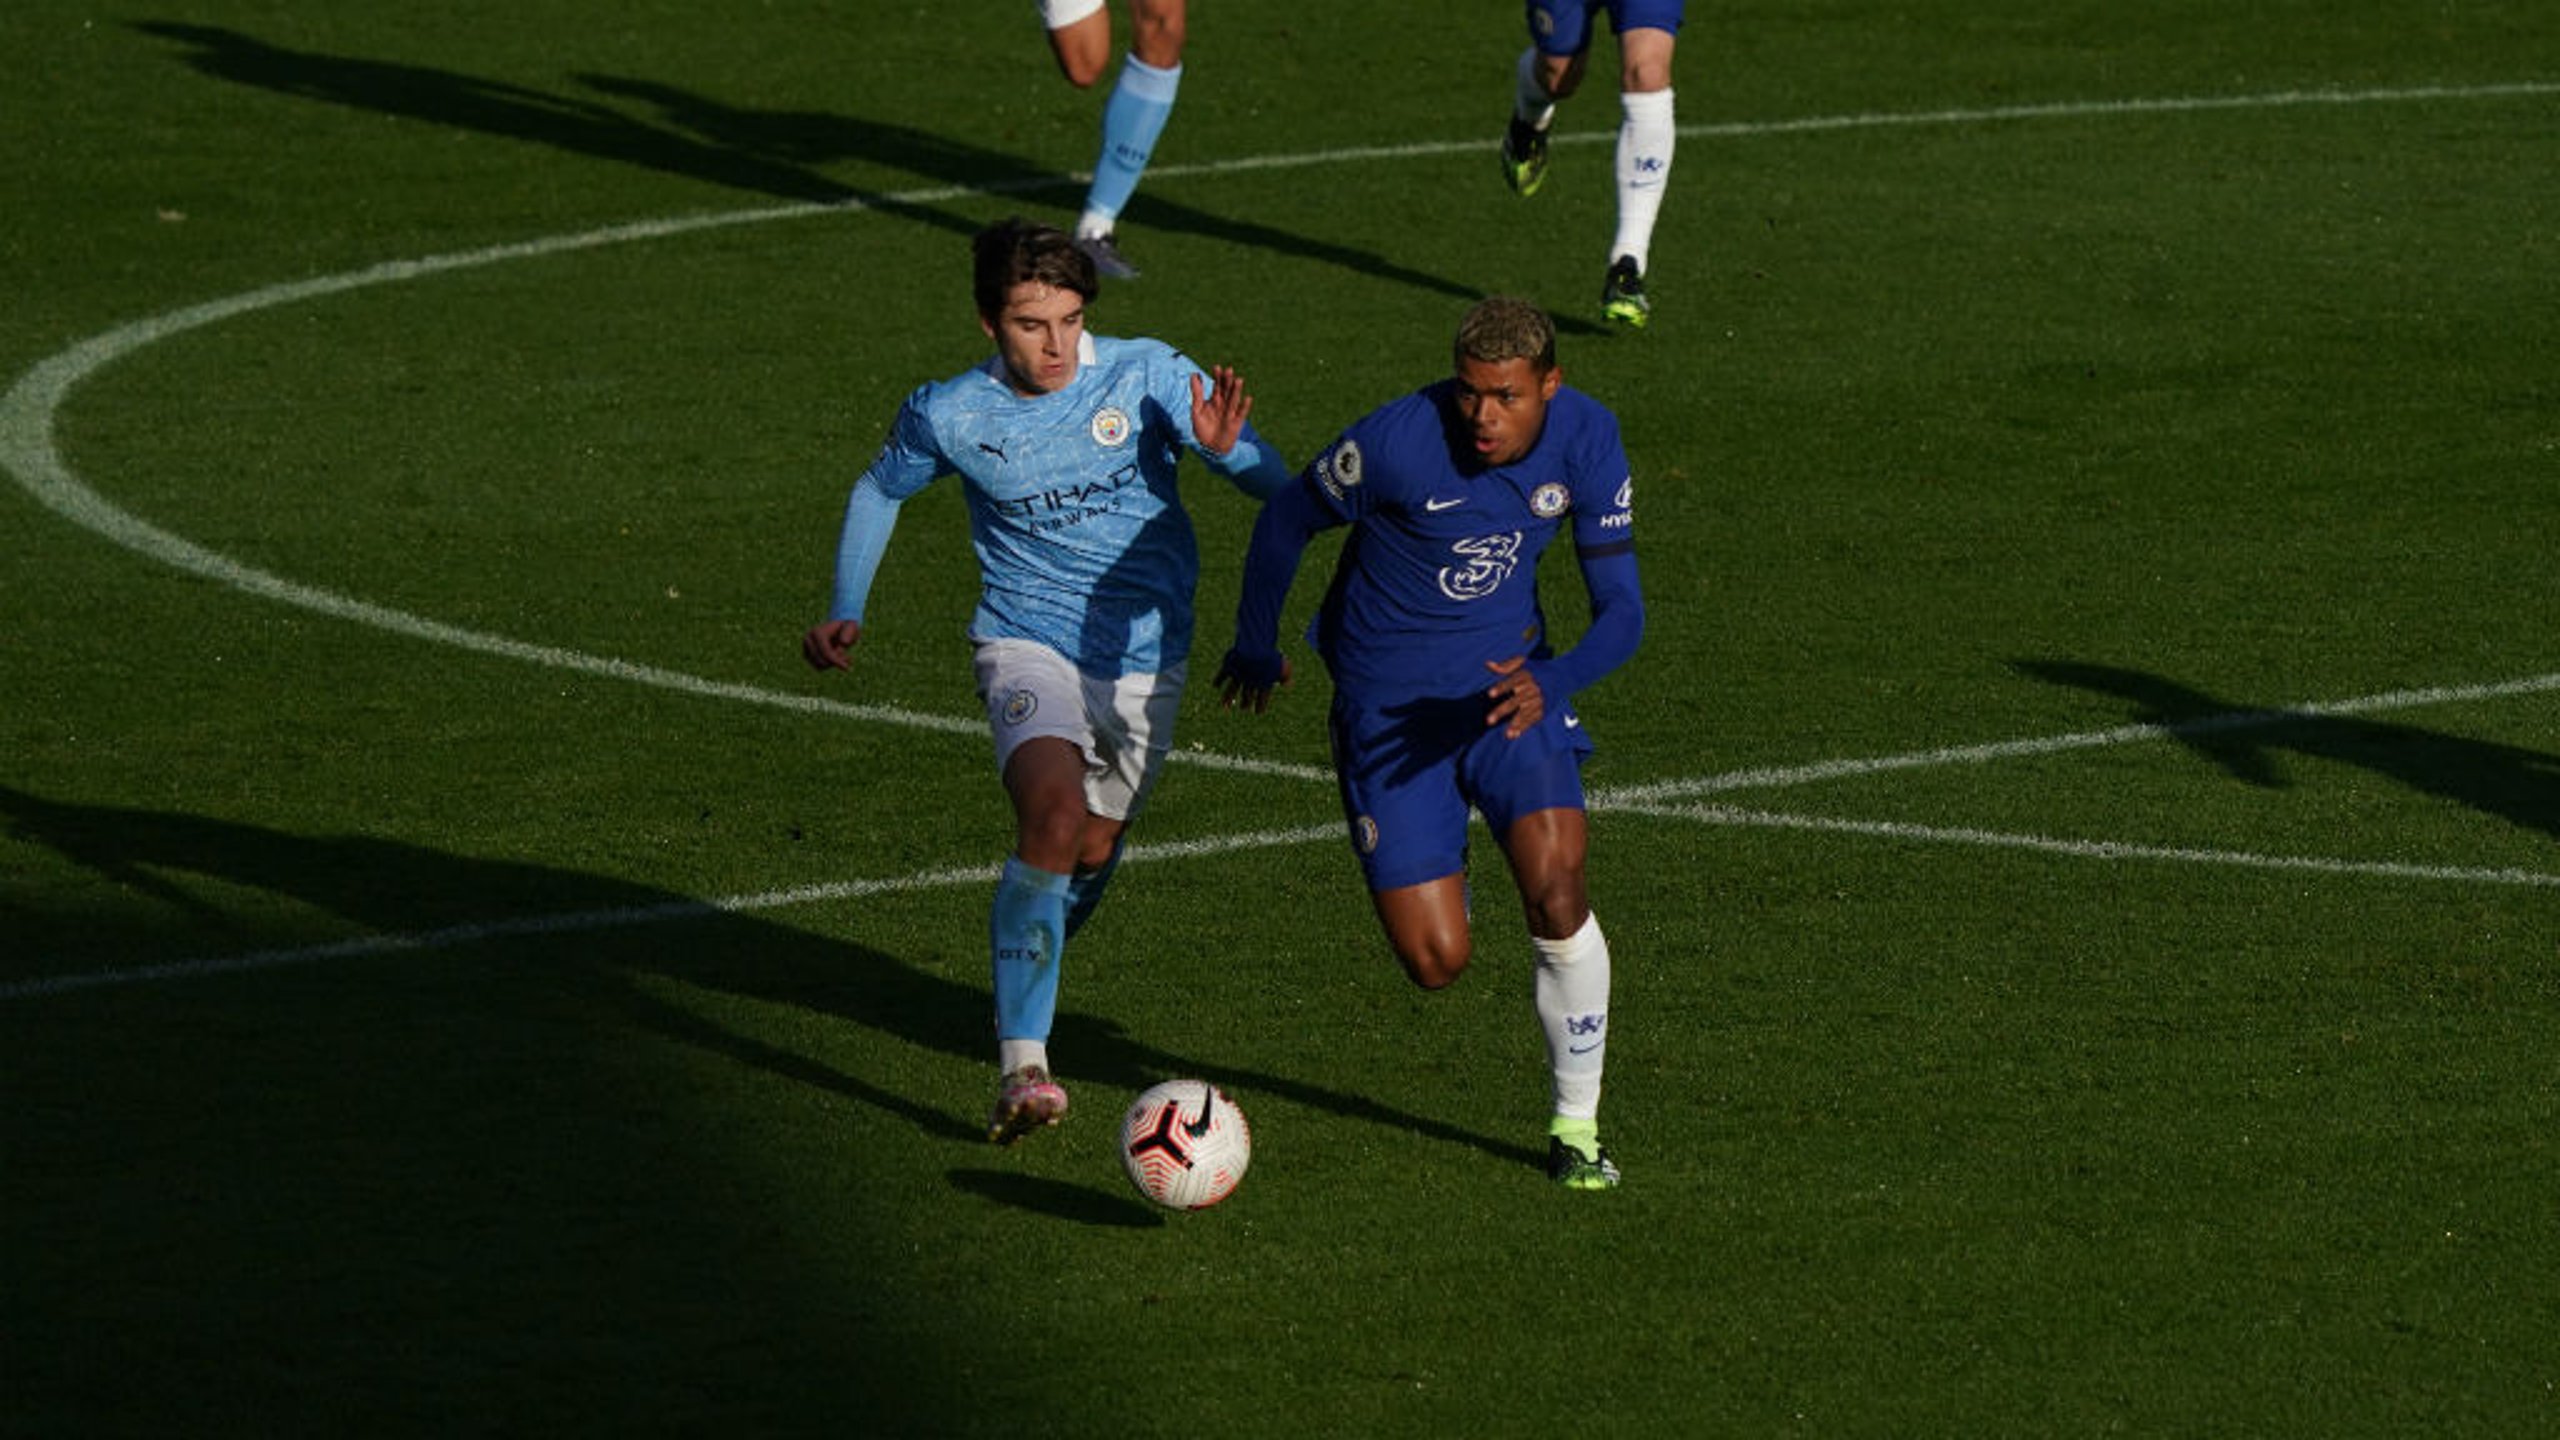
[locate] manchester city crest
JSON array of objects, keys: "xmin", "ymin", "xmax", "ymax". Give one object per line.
[
  {"xmin": 1001, "ymin": 689, "xmax": 1040, "ymax": 726},
  {"xmin": 1089, "ymin": 406, "xmax": 1132, "ymax": 447}
]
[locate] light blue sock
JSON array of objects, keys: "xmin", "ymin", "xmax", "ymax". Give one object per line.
[
  {"xmin": 991, "ymin": 857, "xmax": 1072, "ymax": 1043},
  {"xmin": 1081, "ymin": 55, "xmax": 1181, "ymax": 230}
]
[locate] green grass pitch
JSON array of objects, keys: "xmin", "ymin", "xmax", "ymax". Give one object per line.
[{"xmin": 5, "ymin": 2, "xmax": 2556, "ymax": 1434}]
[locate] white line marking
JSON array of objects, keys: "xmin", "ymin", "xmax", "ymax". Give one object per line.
[
  {"xmin": 1594, "ymin": 672, "xmax": 2560, "ymax": 806},
  {"xmin": 1611, "ymin": 803, "xmax": 2560, "ymax": 890},
  {"xmin": 5, "ymin": 81, "xmax": 2554, "ymax": 997}
]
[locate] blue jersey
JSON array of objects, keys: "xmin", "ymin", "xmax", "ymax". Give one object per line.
[
  {"xmin": 829, "ymin": 334, "xmax": 1286, "ymax": 677},
  {"xmin": 1235, "ymin": 381, "xmax": 1641, "ymax": 706}
]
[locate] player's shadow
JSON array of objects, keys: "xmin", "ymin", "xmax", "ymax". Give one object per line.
[
  {"xmin": 2013, "ymin": 661, "xmax": 2560, "ymax": 841},
  {"xmin": 130, "ymin": 21, "xmax": 1487, "ymax": 303},
  {"xmin": 574, "ymin": 72, "xmax": 1486, "ymax": 304},
  {"xmin": 0, "ymin": 784, "xmax": 1537, "ymax": 1184}
]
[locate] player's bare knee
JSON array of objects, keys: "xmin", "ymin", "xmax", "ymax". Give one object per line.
[
  {"xmin": 1130, "ymin": 8, "xmax": 1186, "ymax": 67},
  {"xmin": 1014, "ymin": 809, "xmax": 1085, "ymax": 869},
  {"xmin": 1399, "ymin": 943, "xmax": 1471, "ymax": 991},
  {"xmin": 1520, "ymin": 881, "xmax": 1590, "ymax": 941}
]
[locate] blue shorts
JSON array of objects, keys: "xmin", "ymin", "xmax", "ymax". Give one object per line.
[
  {"xmin": 1327, "ymin": 690, "xmax": 1596, "ymax": 893},
  {"xmin": 1527, "ymin": 0, "xmax": 1686, "ymax": 56}
]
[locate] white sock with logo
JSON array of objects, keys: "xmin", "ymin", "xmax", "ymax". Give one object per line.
[
  {"xmin": 1533, "ymin": 911, "xmax": 1611, "ymax": 1120},
  {"xmin": 1611, "ymin": 88, "xmax": 1677, "ymax": 272}
]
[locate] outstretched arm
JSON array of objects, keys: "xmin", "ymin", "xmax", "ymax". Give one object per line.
[{"xmin": 1215, "ymin": 472, "xmax": 1337, "ymax": 711}]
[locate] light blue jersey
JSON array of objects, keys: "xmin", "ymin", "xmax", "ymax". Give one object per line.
[{"xmin": 830, "ymin": 333, "xmax": 1287, "ymax": 678}]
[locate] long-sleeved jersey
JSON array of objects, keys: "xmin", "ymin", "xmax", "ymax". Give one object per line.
[
  {"xmin": 1233, "ymin": 379, "xmax": 1642, "ymax": 706},
  {"xmin": 829, "ymin": 333, "xmax": 1288, "ymax": 677}
]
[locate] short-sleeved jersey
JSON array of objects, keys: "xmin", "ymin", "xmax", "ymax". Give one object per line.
[
  {"xmin": 1300, "ymin": 382, "xmax": 1635, "ymax": 704},
  {"xmin": 838, "ymin": 333, "xmax": 1279, "ymax": 678}
]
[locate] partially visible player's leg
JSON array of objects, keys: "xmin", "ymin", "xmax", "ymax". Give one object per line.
[
  {"xmin": 1481, "ymin": 715, "xmax": 1621, "ymax": 1189},
  {"xmin": 1076, "ymin": 0, "xmax": 1188, "ymax": 277},
  {"xmin": 989, "ymin": 738, "xmax": 1080, "ymax": 1142},
  {"xmin": 1331, "ymin": 693, "xmax": 1478, "ymax": 988},
  {"xmin": 1040, "ymin": 0, "xmax": 1113, "ymax": 86},
  {"xmin": 976, "ymin": 641, "xmax": 1102, "ymax": 1141},
  {"xmin": 1064, "ymin": 659, "xmax": 1182, "ymax": 936},
  {"xmin": 1603, "ymin": 16, "xmax": 1680, "ymax": 325},
  {"xmin": 1503, "ymin": 1, "xmax": 1593, "ymax": 196},
  {"xmin": 1370, "ymin": 878, "xmax": 1476, "ymax": 990}
]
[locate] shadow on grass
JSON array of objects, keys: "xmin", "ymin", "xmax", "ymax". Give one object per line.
[
  {"xmin": 0, "ymin": 782, "xmax": 1530, "ymax": 1150},
  {"xmin": 129, "ymin": 21, "xmax": 1496, "ymax": 306},
  {"xmin": 15, "ymin": 785, "xmax": 1510, "ymax": 1429},
  {"xmin": 0, "ymin": 784, "xmax": 999, "ymax": 1434},
  {"xmin": 2014, "ymin": 660, "xmax": 2560, "ymax": 841},
  {"xmin": 949, "ymin": 1168, "xmax": 1167, "ymax": 1228}
]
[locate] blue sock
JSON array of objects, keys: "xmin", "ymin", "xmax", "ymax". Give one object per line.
[
  {"xmin": 991, "ymin": 857, "xmax": 1071, "ymax": 1043},
  {"xmin": 1064, "ymin": 839, "xmax": 1125, "ymax": 939},
  {"xmin": 1081, "ymin": 55, "xmax": 1181, "ymax": 230}
]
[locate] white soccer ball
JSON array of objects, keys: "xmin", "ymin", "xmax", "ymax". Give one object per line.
[{"xmin": 1120, "ymin": 1078, "xmax": 1251, "ymax": 1210}]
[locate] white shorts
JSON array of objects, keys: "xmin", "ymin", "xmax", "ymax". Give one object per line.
[
  {"xmin": 1039, "ymin": 0, "xmax": 1107, "ymax": 30},
  {"xmin": 973, "ymin": 637, "xmax": 1184, "ymax": 823}
]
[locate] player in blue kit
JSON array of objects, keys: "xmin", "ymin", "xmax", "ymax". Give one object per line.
[
  {"xmin": 804, "ymin": 217, "xmax": 1289, "ymax": 1144},
  {"xmin": 1215, "ymin": 296, "xmax": 1645, "ymax": 1189},
  {"xmin": 1499, "ymin": 0, "xmax": 1686, "ymax": 327}
]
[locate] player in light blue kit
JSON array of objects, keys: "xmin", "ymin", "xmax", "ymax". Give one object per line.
[
  {"xmin": 1039, "ymin": 0, "xmax": 1191, "ymax": 279},
  {"xmin": 804, "ymin": 217, "xmax": 1288, "ymax": 1144},
  {"xmin": 1215, "ymin": 296, "xmax": 1645, "ymax": 1189}
]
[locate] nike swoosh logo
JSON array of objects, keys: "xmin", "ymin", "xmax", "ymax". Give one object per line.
[
  {"xmin": 1563, "ymin": 714, "xmax": 1582, "ymax": 729},
  {"xmin": 1424, "ymin": 496, "xmax": 1464, "ymax": 512},
  {"xmin": 1183, "ymin": 1082, "xmax": 1218, "ymax": 1138},
  {"xmin": 1568, "ymin": 1042, "xmax": 1603, "ymax": 1055}
]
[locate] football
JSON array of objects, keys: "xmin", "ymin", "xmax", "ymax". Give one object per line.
[{"xmin": 1120, "ymin": 1078, "xmax": 1252, "ymax": 1210}]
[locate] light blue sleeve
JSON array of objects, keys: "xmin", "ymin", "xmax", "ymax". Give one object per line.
[
  {"xmin": 828, "ymin": 475, "xmax": 905, "ymax": 623},
  {"xmin": 1200, "ymin": 420, "xmax": 1291, "ymax": 501},
  {"xmin": 828, "ymin": 389, "xmax": 944, "ymax": 623},
  {"xmin": 1150, "ymin": 340, "xmax": 1291, "ymax": 500}
]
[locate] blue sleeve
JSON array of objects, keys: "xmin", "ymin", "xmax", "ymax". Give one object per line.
[
  {"xmin": 1199, "ymin": 419, "xmax": 1291, "ymax": 502},
  {"xmin": 828, "ymin": 392, "xmax": 942, "ymax": 622},
  {"xmin": 1228, "ymin": 469, "xmax": 1342, "ymax": 665},
  {"xmin": 1525, "ymin": 545, "xmax": 1644, "ymax": 703},
  {"xmin": 1157, "ymin": 342, "xmax": 1289, "ymax": 500},
  {"xmin": 828, "ymin": 475, "xmax": 906, "ymax": 623}
]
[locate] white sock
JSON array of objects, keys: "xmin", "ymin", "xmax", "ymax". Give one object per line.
[
  {"xmin": 1533, "ymin": 912, "xmax": 1611, "ymax": 1120},
  {"xmin": 999, "ymin": 1038, "xmax": 1050, "ymax": 1076},
  {"xmin": 1512, "ymin": 47, "xmax": 1556, "ymax": 129},
  {"xmin": 1611, "ymin": 88, "xmax": 1676, "ymax": 272}
]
